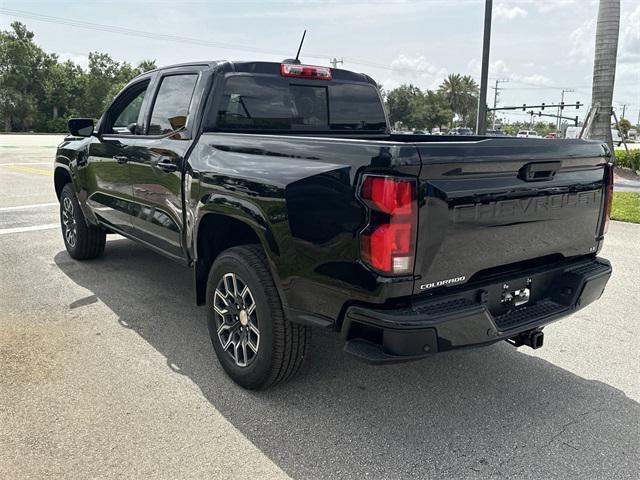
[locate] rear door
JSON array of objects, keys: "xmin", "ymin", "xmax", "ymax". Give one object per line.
[
  {"xmin": 86, "ymin": 78, "xmax": 152, "ymax": 233},
  {"xmin": 128, "ymin": 70, "xmax": 201, "ymax": 260},
  {"xmin": 412, "ymin": 138, "xmax": 608, "ymax": 294}
]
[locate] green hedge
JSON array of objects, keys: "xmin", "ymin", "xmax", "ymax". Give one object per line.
[{"xmin": 614, "ymin": 150, "xmax": 640, "ymax": 171}]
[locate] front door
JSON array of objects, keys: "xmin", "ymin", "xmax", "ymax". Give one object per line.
[
  {"xmin": 85, "ymin": 79, "xmax": 151, "ymax": 234},
  {"xmin": 129, "ymin": 72, "xmax": 199, "ymax": 260}
]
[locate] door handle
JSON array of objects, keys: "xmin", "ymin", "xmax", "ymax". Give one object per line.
[
  {"xmin": 113, "ymin": 155, "xmax": 128, "ymax": 164},
  {"xmin": 155, "ymin": 158, "xmax": 177, "ymax": 173},
  {"xmin": 518, "ymin": 161, "xmax": 561, "ymax": 182}
]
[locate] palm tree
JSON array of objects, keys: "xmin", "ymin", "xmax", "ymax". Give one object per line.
[
  {"xmin": 439, "ymin": 74, "xmax": 479, "ymax": 127},
  {"xmin": 588, "ymin": 0, "xmax": 620, "ymax": 151},
  {"xmin": 439, "ymin": 74, "xmax": 464, "ymax": 127},
  {"xmin": 460, "ymin": 75, "xmax": 479, "ymax": 127}
]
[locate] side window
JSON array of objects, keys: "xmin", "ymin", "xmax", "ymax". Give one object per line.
[
  {"xmin": 148, "ymin": 74, "xmax": 198, "ymax": 135},
  {"xmin": 108, "ymin": 81, "xmax": 149, "ymax": 135}
]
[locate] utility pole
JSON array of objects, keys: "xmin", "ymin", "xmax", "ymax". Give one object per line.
[
  {"xmin": 476, "ymin": 0, "xmax": 492, "ymax": 135},
  {"xmin": 621, "ymin": 104, "xmax": 626, "ymax": 119},
  {"xmin": 491, "ymin": 78, "xmax": 508, "ymax": 129},
  {"xmin": 557, "ymin": 89, "xmax": 574, "ymax": 131},
  {"xmin": 330, "ymin": 57, "xmax": 343, "ymax": 69}
]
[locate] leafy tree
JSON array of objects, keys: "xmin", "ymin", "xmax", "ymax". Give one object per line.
[
  {"xmin": 41, "ymin": 59, "xmax": 86, "ymax": 121},
  {"xmin": 502, "ymin": 120, "xmax": 556, "ymax": 136},
  {"xmin": 0, "ymin": 22, "xmax": 50, "ymax": 131},
  {"xmin": 421, "ymin": 90, "xmax": 453, "ymax": 131},
  {"xmin": 385, "ymin": 84, "xmax": 453, "ymax": 132},
  {"xmin": 618, "ymin": 118, "xmax": 631, "ymax": 137},
  {"xmin": 0, "ymin": 23, "xmax": 156, "ymax": 132},
  {"xmin": 385, "ymin": 84, "xmax": 422, "ymax": 128},
  {"xmin": 81, "ymin": 52, "xmax": 124, "ymax": 119}
]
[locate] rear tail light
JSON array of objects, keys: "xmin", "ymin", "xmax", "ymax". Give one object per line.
[
  {"xmin": 603, "ymin": 163, "xmax": 614, "ymax": 234},
  {"xmin": 280, "ymin": 63, "xmax": 332, "ymax": 80},
  {"xmin": 359, "ymin": 175, "xmax": 417, "ymax": 275}
]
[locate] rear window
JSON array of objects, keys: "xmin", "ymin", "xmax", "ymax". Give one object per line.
[{"xmin": 210, "ymin": 75, "xmax": 387, "ymax": 133}]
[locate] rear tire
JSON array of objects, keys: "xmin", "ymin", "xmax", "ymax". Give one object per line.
[
  {"xmin": 206, "ymin": 245, "xmax": 310, "ymax": 389},
  {"xmin": 60, "ymin": 183, "xmax": 106, "ymax": 260}
]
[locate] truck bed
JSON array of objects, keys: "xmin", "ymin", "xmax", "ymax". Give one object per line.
[{"xmin": 190, "ymin": 132, "xmax": 609, "ymax": 320}]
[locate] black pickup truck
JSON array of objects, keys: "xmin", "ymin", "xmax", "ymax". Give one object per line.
[{"xmin": 54, "ymin": 60, "xmax": 613, "ymax": 389}]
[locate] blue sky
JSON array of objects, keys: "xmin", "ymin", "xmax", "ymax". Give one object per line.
[{"xmin": 1, "ymin": 0, "xmax": 639, "ymax": 125}]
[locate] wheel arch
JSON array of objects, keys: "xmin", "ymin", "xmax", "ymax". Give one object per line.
[
  {"xmin": 54, "ymin": 165, "xmax": 73, "ymax": 200},
  {"xmin": 194, "ymin": 212, "xmax": 281, "ymax": 306}
]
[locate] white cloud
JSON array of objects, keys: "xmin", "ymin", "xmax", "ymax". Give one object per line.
[
  {"xmin": 619, "ymin": 3, "xmax": 640, "ymax": 64},
  {"xmin": 467, "ymin": 58, "xmax": 554, "ymax": 86},
  {"xmin": 494, "ymin": 3, "xmax": 528, "ymax": 20},
  {"xmin": 494, "ymin": 0, "xmax": 577, "ymax": 19},
  {"xmin": 568, "ymin": 19, "xmax": 596, "ymax": 64},
  {"xmin": 535, "ymin": 0, "xmax": 577, "ymax": 14},
  {"xmin": 570, "ymin": 3, "xmax": 640, "ymax": 67},
  {"xmin": 387, "ymin": 54, "xmax": 448, "ymax": 90}
]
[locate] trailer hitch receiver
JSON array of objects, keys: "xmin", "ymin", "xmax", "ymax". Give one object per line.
[{"xmin": 506, "ymin": 329, "xmax": 544, "ymax": 350}]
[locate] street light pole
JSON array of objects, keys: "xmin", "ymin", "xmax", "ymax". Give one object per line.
[{"xmin": 476, "ymin": 0, "xmax": 492, "ymax": 135}]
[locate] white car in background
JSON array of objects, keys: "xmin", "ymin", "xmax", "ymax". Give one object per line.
[
  {"xmin": 517, "ymin": 130, "xmax": 541, "ymax": 138},
  {"xmin": 565, "ymin": 126, "xmax": 623, "ymax": 146},
  {"xmin": 612, "ymin": 129, "xmax": 623, "ymax": 146},
  {"xmin": 564, "ymin": 126, "xmax": 582, "ymax": 139}
]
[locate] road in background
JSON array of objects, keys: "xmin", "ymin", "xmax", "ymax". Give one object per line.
[{"xmin": 1, "ymin": 135, "xmax": 639, "ymax": 479}]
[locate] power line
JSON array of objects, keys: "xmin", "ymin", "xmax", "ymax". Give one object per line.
[{"xmin": 0, "ymin": 7, "xmax": 404, "ymax": 71}]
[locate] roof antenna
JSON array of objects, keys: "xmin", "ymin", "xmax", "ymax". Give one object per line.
[
  {"xmin": 295, "ymin": 30, "xmax": 306, "ymax": 63},
  {"xmin": 283, "ymin": 30, "xmax": 306, "ymax": 65}
]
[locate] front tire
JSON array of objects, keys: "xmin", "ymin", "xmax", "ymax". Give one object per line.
[
  {"xmin": 206, "ymin": 245, "xmax": 310, "ymax": 389},
  {"xmin": 59, "ymin": 183, "xmax": 106, "ymax": 260}
]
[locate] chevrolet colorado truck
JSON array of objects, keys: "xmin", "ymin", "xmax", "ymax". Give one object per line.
[{"xmin": 54, "ymin": 60, "xmax": 613, "ymax": 389}]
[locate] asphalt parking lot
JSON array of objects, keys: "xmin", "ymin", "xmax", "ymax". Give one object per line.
[{"xmin": 1, "ymin": 134, "xmax": 639, "ymax": 479}]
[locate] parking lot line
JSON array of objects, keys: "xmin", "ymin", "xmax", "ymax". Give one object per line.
[
  {"xmin": 0, "ymin": 224, "xmax": 59, "ymax": 235},
  {"xmin": 0, "ymin": 164, "xmax": 53, "ymax": 177},
  {"xmin": 0, "ymin": 203, "xmax": 58, "ymax": 212},
  {"xmin": 0, "ymin": 162, "xmax": 52, "ymax": 166}
]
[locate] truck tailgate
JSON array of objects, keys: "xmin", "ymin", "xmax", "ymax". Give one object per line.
[{"xmin": 413, "ymin": 138, "xmax": 608, "ymax": 294}]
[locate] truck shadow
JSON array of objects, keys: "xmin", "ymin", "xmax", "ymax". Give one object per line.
[{"xmin": 54, "ymin": 239, "xmax": 639, "ymax": 479}]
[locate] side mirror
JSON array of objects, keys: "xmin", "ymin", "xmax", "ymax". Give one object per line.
[
  {"xmin": 127, "ymin": 123, "xmax": 137, "ymax": 134},
  {"xmin": 68, "ymin": 118, "xmax": 95, "ymax": 137}
]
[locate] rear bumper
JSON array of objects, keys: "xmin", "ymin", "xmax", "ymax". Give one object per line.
[{"xmin": 342, "ymin": 257, "xmax": 611, "ymax": 364}]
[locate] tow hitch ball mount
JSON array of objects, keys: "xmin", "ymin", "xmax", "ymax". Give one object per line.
[{"xmin": 506, "ymin": 329, "xmax": 544, "ymax": 350}]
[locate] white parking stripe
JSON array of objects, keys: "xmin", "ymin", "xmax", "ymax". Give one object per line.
[
  {"xmin": 0, "ymin": 162, "xmax": 52, "ymax": 165},
  {"xmin": 0, "ymin": 224, "xmax": 59, "ymax": 235},
  {"xmin": 0, "ymin": 202, "xmax": 58, "ymax": 211}
]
